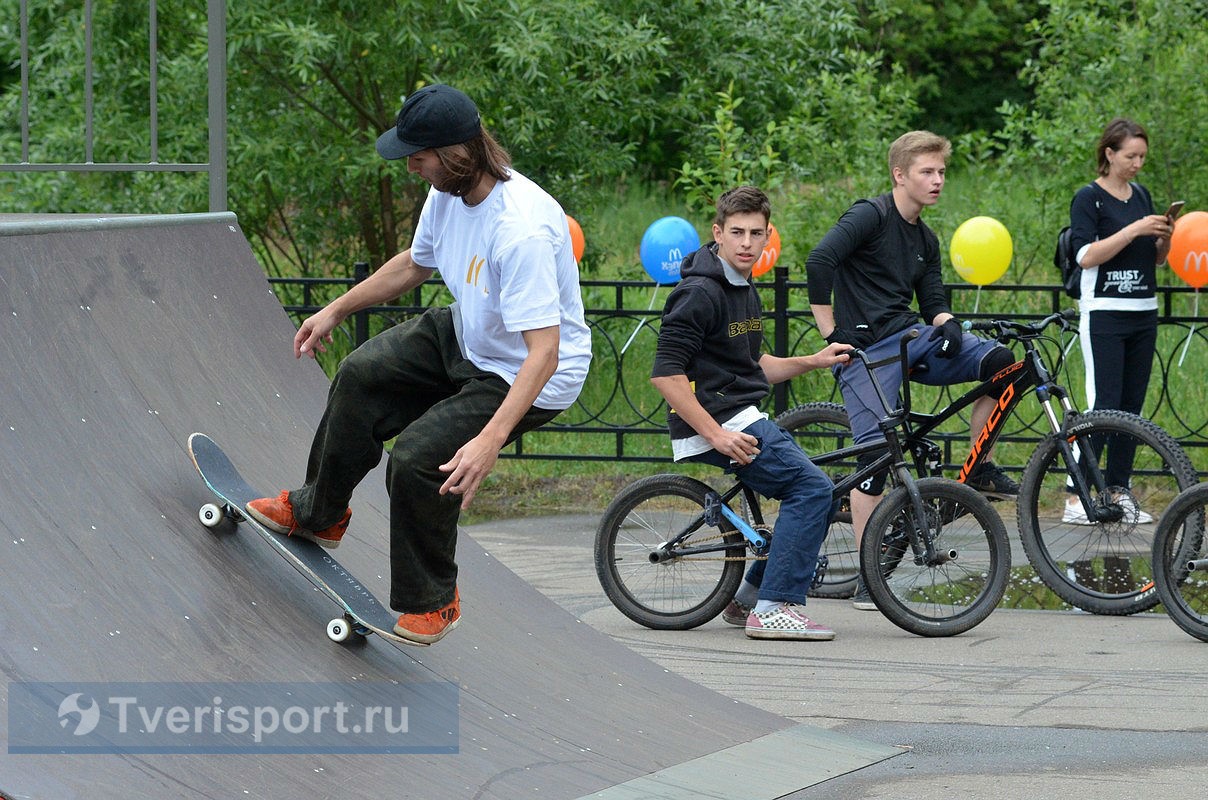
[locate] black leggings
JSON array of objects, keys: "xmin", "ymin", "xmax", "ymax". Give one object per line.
[{"xmin": 1080, "ymin": 308, "xmax": 1157, "ymax": 486}]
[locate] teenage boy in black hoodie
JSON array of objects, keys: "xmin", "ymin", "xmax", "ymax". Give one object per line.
[{"xmin": 650, "ymin": 186, "xmax": 851, "ymax": 640}]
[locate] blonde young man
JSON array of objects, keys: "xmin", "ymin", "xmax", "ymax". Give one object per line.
[{"xmin": 806, "ymin": 131, "xmax": 1016, "ymax": 609}]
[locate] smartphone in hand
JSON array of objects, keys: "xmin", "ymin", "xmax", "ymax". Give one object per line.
[{"xmin": 1164, "ymin": 200, "xmax": 1186, "ymax": 221}]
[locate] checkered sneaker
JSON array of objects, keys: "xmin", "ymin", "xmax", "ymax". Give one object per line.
[{"xmin": 745, "ymin": 603, "xmax": 835, "ymax": 641}]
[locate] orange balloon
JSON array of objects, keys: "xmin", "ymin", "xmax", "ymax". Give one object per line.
[
  {"xmin": 1169, "ymin": 210, "xmax": 1208, "ymax": 289},
  {"xmin": 566, "ymin": 215, "xmax": 585, "ymax": 263},
  {"xmin": 752, "ymin": 224, "xmax": 781, "ymax": 277}
]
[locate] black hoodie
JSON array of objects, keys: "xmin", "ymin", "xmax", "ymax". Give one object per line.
[{"xmin": 651, "ymin": 243, "xmax": 768, "ymax": 440}]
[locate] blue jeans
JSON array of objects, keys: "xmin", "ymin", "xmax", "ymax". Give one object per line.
[
  {"xmin": 687, "ymin": 418, "xmax": 834, "ymax": 605},
  {"xmin": 835, "ymin": 323, "xmax": 1001, "ymax": 445}
]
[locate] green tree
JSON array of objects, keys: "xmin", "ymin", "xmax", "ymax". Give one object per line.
[
  {"xmin": 4, "ymin": 0, "xmax": 1203, "ymax": 291},
  {"xmin": 224, "ymin": 0, "xmax": 675, "ymax": 277},
  {"xmin": 855, "ymin": 0, "xmax": 1045, "ymax": 135},
  {"xmin": 0, "ymin": 0, "xmax": 210, "ymax": 213}
]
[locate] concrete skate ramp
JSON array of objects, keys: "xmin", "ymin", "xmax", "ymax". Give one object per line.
[{"xmin": 0, "ymin": 214, "xmax": 894, "ymax": 799}]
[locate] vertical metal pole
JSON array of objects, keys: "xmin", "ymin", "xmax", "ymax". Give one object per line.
[
  {"xmin": 354, "ymin": 262, "xmax": 370, "ymax": 346},
  {"xmin": 84, "ymin": 0, "xmax": 94, "ymax": 163},
  {"xmin": 149, "ymin": 0, "xmax": 158, "ymax": 163},
  {"xmin": 772, "ymin": 265, "xmax": 789, "ymax": 414},
  {"xmin": 207, "ymin": 0, "xmax": 228, "ymax": 211},
  {"xmin": 19, "ymin": 0, "xmax": 30, "ymax": 162}
]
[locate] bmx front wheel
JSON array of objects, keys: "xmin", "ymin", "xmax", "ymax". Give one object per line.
[
  {"xmin": 1017, "ymin": 410, "xmax": 1199, "ymax": 615},
  {"xmin": 860, "ymin": 477, "xmax": 1010, "ymax": 637}
]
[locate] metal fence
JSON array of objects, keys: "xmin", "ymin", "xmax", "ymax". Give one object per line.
[
  {"xmin": 269, "ymin": 268, "xmax": 1208, "ymax": 475},
  {"xmin": 4, "ymin": 0, "xmax": 228, "ymax": 212}
]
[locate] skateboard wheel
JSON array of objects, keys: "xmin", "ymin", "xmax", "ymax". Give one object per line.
[
  {"xmin": 326, "ymin": 617, "xmax": 352, "ymax": 643},
  {"xmin": 198, "ymin": 503, "xmax": 225, "ymax": 528}
]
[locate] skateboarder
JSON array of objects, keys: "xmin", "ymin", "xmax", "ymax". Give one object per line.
[{"xmin": 248, "ymin": 84, "xmax": 592, "ymax": 644}]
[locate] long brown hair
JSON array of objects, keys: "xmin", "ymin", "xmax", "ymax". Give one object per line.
[{"xmin": 433, "ymin": 129, "xmax": 512, "ymax": 197}]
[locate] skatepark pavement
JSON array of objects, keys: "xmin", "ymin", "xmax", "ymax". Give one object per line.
[{"xmin": 470, "ymin": 513, "xmax": 1208, "ymax": 799}]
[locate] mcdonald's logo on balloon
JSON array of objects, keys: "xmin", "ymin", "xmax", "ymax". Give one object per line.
[
  {"xmin": 752, "ymin": 224, "xmax": 781, "ymax": 278},
  {"xmin": 1169, "ymin": 210, "xmax": 1208, "ymax": 289},
  {"xmin": 640, "ymin": 216, "xmax": 700, "ymax": 285}
]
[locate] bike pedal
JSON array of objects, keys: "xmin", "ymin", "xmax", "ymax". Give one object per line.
[{"xmin": 702, "ymin": 492, "xmax": 722, "ymax": 527}]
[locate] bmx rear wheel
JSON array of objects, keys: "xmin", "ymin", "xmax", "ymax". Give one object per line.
[{"xmin": 595, "ymin": 474, "xmax": 746, "ymax": 630}]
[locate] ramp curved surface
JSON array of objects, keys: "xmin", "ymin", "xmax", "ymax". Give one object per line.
[{"xmin": 0, "ymin": 214, "xmax": 890, "ymax": 799}]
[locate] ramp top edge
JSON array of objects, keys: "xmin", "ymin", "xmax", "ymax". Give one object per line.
[{"xmin": 0, "ymin": 211, "xmax": 238, "ymax": 237}]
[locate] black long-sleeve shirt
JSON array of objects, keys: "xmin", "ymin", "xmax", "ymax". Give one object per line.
[
  {"xmin": 1069, "ymin": 181, "xmax": 1159, "ymax": 311},
  {"xmin": 806, "ymin": 192, "xmax": 948, "ymax": 348}
]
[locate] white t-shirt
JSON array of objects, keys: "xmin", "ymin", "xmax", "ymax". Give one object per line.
[{"xmin": 410, "ymin": 170, "xmax": 592, "ymax": 410}]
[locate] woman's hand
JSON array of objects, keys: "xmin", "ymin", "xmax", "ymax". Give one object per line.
[{"xmin": 1134, "ymin": 213, "xmax": 1173, "ymax": 241}]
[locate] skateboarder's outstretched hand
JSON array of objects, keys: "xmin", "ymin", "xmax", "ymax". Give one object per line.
[{"xmin": 295, "ymin": 306, "xmax": 341, "ymax": 359}]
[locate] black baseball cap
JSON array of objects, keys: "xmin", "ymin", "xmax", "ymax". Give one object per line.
[{"xmin": 375, "ymin": 84, "xmax": 482, "ymax": 160}]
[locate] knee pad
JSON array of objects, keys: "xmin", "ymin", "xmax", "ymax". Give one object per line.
[
  {"xmin": 979, "ymin": 346, "xmax": 1016, "ymax": 399},
  {"xmin": 855, "ymin": 451, "xmax": 889, "ymax": 496}
]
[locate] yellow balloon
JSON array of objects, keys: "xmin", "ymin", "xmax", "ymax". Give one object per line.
[{"xmin": 949, "ymin": 216, "xmax": 1012, "ymax": 286}]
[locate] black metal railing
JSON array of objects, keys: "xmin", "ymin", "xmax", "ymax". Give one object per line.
[{"xmin": 268, "ymin": 266, "xmax": 1208, "ymax": 474}]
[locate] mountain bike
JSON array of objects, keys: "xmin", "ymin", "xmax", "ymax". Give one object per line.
[
  {"xmin": 594, "ymin": 330, "xmax": 1011, "ymax": 638},
  {"xmin": 1151, "ymin": 482, "xmax": 1208, "ymax": 641},
  {"xmin": 777, "ymin": 311, "xmax": 1199, "ymax": 616}
]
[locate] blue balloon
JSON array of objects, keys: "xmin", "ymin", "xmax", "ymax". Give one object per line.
[{"xmin": 640, "ymin": 216, "xmax": 700, "ymax": 284}]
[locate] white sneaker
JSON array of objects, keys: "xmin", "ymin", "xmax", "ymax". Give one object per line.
[
  {"xmin": 1062, "ymin": 500, "xmax": 1095, "ymax": 525},
  {"xmin": 1115, "ymin": 494, "xmax": 1153, "ymax": 524},
  {"xmin": 1062, "ymin": 497, "xmax": 1153, "ymax": 525}
]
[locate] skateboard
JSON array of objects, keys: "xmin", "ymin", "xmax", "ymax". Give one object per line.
[{"xmin": 186, "ymin": 432, "xmax": 424, "ymax": 647}]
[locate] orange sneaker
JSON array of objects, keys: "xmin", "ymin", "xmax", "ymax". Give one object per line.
[
  {"xmin": 245, "ymin": 491, "xmax": 351, "ymax": 549},
  {"xmin": 394, "ymin": 588, "xmax": 461, "ymax": 644}
]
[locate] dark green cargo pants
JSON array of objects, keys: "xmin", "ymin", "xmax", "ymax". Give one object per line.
[{"xmin": 288, "ymin": 307, "xmax": 560, "ymax": 612}]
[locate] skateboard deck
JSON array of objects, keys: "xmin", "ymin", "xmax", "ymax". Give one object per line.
[{"xmin": 187, "ymin": 432, "xmax": 424, "ymax": 647}]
